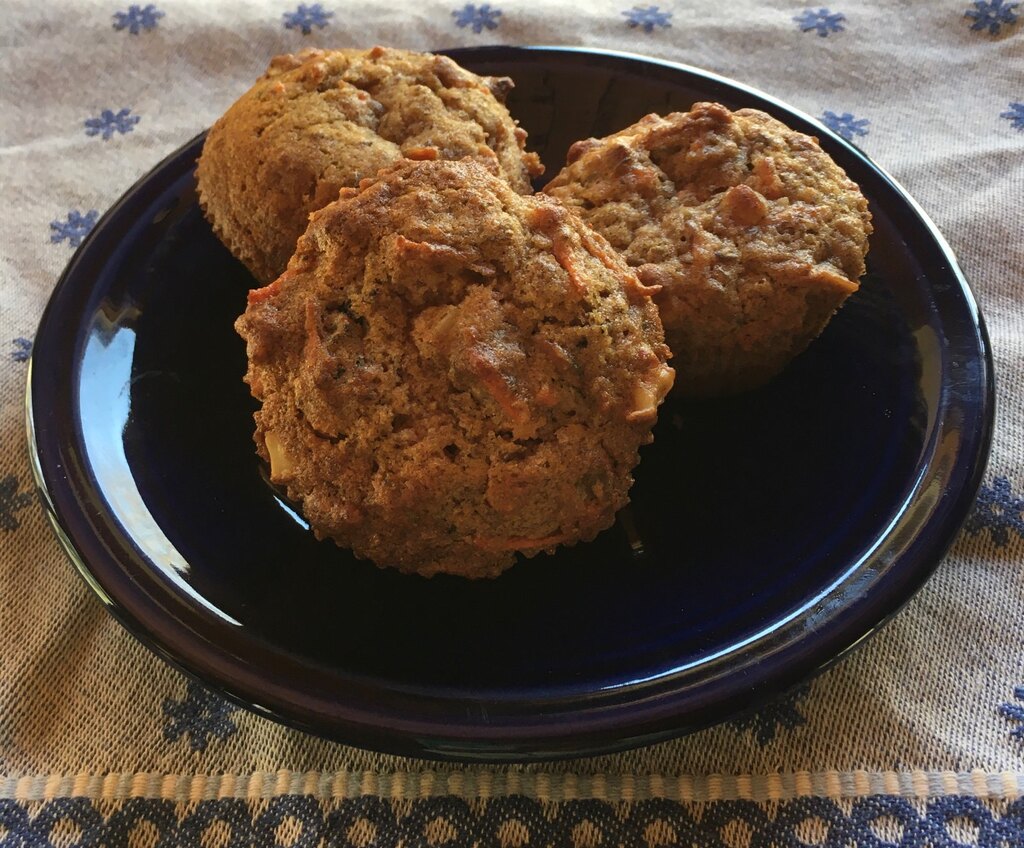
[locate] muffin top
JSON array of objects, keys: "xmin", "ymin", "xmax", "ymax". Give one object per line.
[
  {"xmin": 543, "ymin": 102, "xmax": 872, "ymax": 395},
  {"xmin": 235, "ymin": 159, "xmax": 673, "ymax": 578},
  {"xmin": 197, "ymin": 46, "xmax": 543, "ymax": 283}
]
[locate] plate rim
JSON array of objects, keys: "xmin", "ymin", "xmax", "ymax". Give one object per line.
[{"xmin": 25, "ymin": 44, "xmax": 995, "ymax": 761}]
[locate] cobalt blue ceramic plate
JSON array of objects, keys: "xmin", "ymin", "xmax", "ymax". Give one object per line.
[{"xmin": 27, "ymin": 46, "xmax": 993, "ymax": 761}]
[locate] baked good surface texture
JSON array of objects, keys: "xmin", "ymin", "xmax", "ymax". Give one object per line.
[
  {"xmin": 235, "ymin": 159, "xmax": 674, "ymax": 578},
  {"xmin": 543, "ymin": 102, "xmax": 872, "ymax": 396},
  {"xmin": 196, "ymin": 46, "xmax": 543, "ymax": 284}
]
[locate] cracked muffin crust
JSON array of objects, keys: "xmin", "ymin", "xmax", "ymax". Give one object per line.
[
  {"xmin": 197, "ymin": 46, "xmax": 543, "ymax": 284},
  {"xmin": 543, "ymin": 102, "xmax": 872, "ymax": 396},
  {"xmin": 235, "ymin": 159, "xmax": 674, "ymax": 578}
]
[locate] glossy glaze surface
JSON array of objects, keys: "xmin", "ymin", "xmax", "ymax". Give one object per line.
[{"xmin": 27, "ymin": 46, "xmax": 993, "ymax": 760}]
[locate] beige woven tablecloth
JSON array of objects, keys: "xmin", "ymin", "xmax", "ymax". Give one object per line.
[{"xmin": 1, "ymin": 1, "xmax": 1022, "ymax": 844}]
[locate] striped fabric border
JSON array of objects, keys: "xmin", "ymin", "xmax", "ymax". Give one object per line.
[
  {"xmin": 2, "ymin": 793, "xmax": 1022, "ymax": 848},
  {"xmin": 3, "ymin": 770, "xmax": 1022, "ymax": 802}
]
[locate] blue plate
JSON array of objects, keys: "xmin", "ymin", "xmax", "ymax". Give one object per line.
[{"xmin": 27, "ymin": 46, "xmax": 993, "ymax": 761}]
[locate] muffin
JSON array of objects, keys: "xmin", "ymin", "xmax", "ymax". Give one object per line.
[
  {"xmin": 235, "ymin": 159, "xmax": 674, "ymax": 578},
  {"xmin": 543, "ymin": 103, "xmax": 872, "ymax": 396},
  {"xmin": 197, "ymin": 46, "xmax": 544, "ymax": 283}
]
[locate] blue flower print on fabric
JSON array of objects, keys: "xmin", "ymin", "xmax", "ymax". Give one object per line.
[
  {"xmin": 1001, "ymin": 685, "xmax": 1024, "ymax": 741},
  {"xmin": 821, "ymin": 110, "xmax": 870, "ymax": 140},
  {"xmin": 794, "ymin": 7, "xmax": 846, "ymax": 36},
  {"xmin": 732, "ymin": 685, "xmax": 809, "ymax": 745},
  {"xmin": 0, "ymin": 475, "xmax": 34, "ymax": 532},
  {"xmin": 452, "ymin": 3, "xmax": 502, "ymax": 33},
  {"xmin": 999, "ymin": 685, "xmax": 1024, "ymax": 741},
  {"xmin": 10, "ymin": 337, "xmax": 32, "ymax": 363},
  {"xmin": 85, "ymin": 108, "xmax": 139, "ymax": 140},
  {"xmin": 283, "ymin": 3, "xmax": 333, "ymax": 34},
  {"xmin": 622, "ymin": 5, "xmax": 672, "ymax": 33},
  {"xmin": 965, "ymin": 0, "xmax": 1019, "ymax": 34},
  {"xmin": 964, "ymin": 476, "xmax": 1024, "ymax": 547},
  {"xmin": 162, "ymin": 680, "xmax": 239, "ymax": 752},
  {"xmin": 50, "ymin": 209, "xmax": 98, "ymax": 247},
  {"xmin": 113, "ymin": 5, "xmax": 164, "ymax": 34},
  {"xmin": 1001, "ymin": 102, "xmax": 1024, "ymax": 131}
]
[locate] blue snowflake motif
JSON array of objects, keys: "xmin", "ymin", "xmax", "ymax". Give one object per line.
[
  {"xmin": 0, "ymin": 475, "xmax": 34, "ymax": 532},
  {"xmin": 10, "ymin": 338, "xmax": 31, "ymax": 363},
  {"xmin": 1001, "ymin": 102, "xmax": 1024, "ymax": 131},
  {"xmin": 794, "ymin": 7, "xmax": 846, "ymax": 36},
  {"xmin": 622, "ymin": 5, "xmax": 672, "ymax": 33},
  {"xmin": 84, "ymin": 108, "xmax": 140, "ymax": 140},
  {"xmin": 821, "ymin": 110, "xmax": 870, "ymax": 141},
  {"xmin": 282, "ymin": 3, "xmax": 333, "ymax": 34},
  {"xmin": 163, "ymin": 680, "xmax": 239, "ymax": 752},
  {"xmin": 732, "ymin": 685, "xmax": 809, "ymax": 745},
  {"xmin": 964, "ymin": 476, "xmax": 1024, "ymax": 547},
  {"xmin": 1001, "ymin": 686, "xmax": 1024, "ymax": 741},
  {"xmin": 113, "ymin": 4, "xmax": 164, "ymax": 34},
  {"xmin": 50, "ymin": 209, "xmax": 98, "ymax": 247},
  {"xmin": 964, "ymin": 0, "xmax": 1019, "ymax": 34},
  {"xmin": 452, "ymin": 3, "xmax": 502, "ymax": 33}
]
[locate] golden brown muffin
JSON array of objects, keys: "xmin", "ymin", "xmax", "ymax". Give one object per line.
[
  {"xmin": 235, "ymin": 159, "xmax": 674, "ymax": 578},
  {"xmin": 543, "ymin": 103, "xmax": 872, "ymax": 396},
  {"xmin": 197, "ymin": 46, "xmax": 544, "ymax": 284}
]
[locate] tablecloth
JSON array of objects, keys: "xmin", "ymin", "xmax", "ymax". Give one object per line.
[{"xmin": 1, "ymin": 1, "xmax": 1022, "ymax": 845}]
